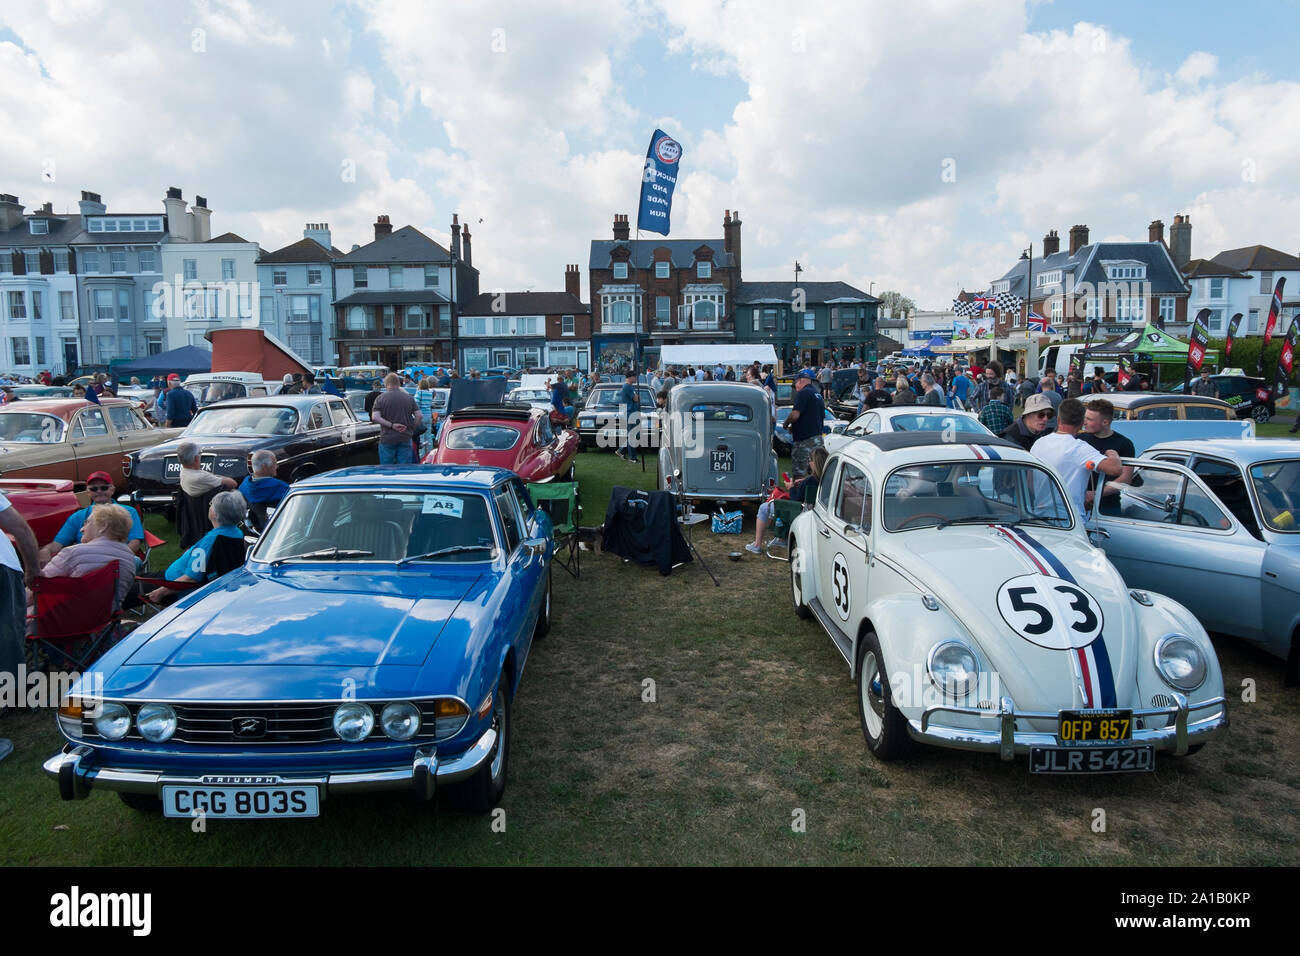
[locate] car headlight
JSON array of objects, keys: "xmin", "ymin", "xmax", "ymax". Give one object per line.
[
  {"xmin": 333, "ymin": 702, "xmax": 375, "ymax": 742},
  {"xmin": 136, "ymin": 703, "xmax": 177, "ymax": 742},
  {"xmin": 433, "ymin": 699, "xmax": 470, "ymax": 740},
  {"xmin": 927, "ymin": 641, "xmax": 979, "ymax": 697},
  {"xmin": 1154, "ymin": 635, "xmax": 1207, "ymax": 691},
  {"xmin": 380, "ymin": 702, "xmax": 421, "ymax": 741},
  {"xmin": 93, "ymin": 702, "xmax": 132, "ymax": 740}
]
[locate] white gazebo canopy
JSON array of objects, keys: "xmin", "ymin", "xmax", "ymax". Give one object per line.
[{"xmin": 658, "ymin": 344, "xmax": 778, "ymax": 367}]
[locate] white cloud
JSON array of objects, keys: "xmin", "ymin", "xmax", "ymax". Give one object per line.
[{"xmin": 1176, "ymin": 51, "xmax": 1218, "ymax": 86}]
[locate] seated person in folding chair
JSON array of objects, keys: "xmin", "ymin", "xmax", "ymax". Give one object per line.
[
  {"xmin": 38, "ymin": 470, "xmax": 144, "ymax": 567},
  {"xmin": 147, "ymin": 491, "xmax": 248, "ymax": 605},
  {"xmin": 239, "ymin": 449, "xmax": 290, "ymax": 533},
  {"xmin": 176, "ymin": 440, "xmax": 238, "ymax": 548},
  {"xmin": 747, "ymin": 447, "xmax": 827, "ymax": 555},
  {"xmin": 30, "ymin": 504, "xmax": 138, "ymax": 622}
]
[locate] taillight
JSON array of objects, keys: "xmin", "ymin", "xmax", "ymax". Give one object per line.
[{"xmin": 121, "ymin": 455, "xmax": 132, "ymax": 477}]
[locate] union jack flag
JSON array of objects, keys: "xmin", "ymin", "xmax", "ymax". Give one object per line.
[
  {"xmin": 1026, "ymin": 310, "xmax": 1058, "ymax": 334},
  {"xmin": 970, "ymin": 295, "xmax": 997, "ymax": 311}
]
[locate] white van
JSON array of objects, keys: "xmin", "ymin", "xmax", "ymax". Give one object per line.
[
  {"xmin": 182, "ymin": 371, "xmax": 274, "ymax": 407},
  {"xmin": 1038, "ymin": 344, "xmax": 1116, "ymax": 380}
]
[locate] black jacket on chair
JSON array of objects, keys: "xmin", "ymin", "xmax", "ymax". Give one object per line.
[
  {"xmin": 601, "ymin": 486, "xmax": 691, "ymax": 575},
  {"xmin": 177, "ymin": 488, "xmax": 218, "ymax": 550}
]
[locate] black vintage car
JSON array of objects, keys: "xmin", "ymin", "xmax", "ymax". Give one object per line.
[{"xmin": 124, "ymin": 395, "xmax": 381, "ymax": 511}]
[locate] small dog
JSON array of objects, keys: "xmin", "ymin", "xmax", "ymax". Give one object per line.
[{"xmin": 577, "ymin": 524, "xmax": 605, "ymax": 553}]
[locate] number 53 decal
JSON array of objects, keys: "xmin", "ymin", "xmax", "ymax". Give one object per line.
[{"xmin": 995, "ymin": 574, "xmax": 1104, "ymax": 649}]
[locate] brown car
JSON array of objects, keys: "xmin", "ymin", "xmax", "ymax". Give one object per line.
[{"xmin": 0, "ymin": 398, "xmax": 182, "ymax": 486}]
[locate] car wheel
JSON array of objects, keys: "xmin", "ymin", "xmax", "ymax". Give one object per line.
[
  {"xmin": 533, "ymin": 569, "xmax": 552, "ymax": 639},
  {"xmin": 790, "ymin": 537, "xmax": 812, "ymax": 620},
  {"xmin": 857, "ymin": 630, "xmax": 913, "ymax": 761},
  {"xmin": 443, "ymin": 672, "xmax": 511, "ymax": 813},
  {"xmin": 119, "ymin": 792, "xmax": 163, "ymax": 812},
  {"xmin": 1252, "ymin": 405, "xmax": 1270, "ymax": 424}
]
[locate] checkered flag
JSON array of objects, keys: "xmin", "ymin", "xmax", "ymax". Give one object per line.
[
  {"xmin": 995, "ymin": 292, "xmax": 1022, "ymax": 313},
  {"xmin": 952, "ymin": 298, "xmax": 972, "ymax": 316}
]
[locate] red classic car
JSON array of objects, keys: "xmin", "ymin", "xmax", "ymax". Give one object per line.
[
  {"xmin": 0, "ymin": 478, "xmax": 81, "ymax": 546},
  {"xmin": 424, "ymin": 405, "xmax": 579, "ymax": 483}
]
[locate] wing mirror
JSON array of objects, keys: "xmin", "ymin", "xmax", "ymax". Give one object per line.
[{"xmin": 522, "ymin": 537, "xmax": 547, "ymax": 558}]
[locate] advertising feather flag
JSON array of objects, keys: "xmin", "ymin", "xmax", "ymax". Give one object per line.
[
  {"xmin": 1259, "ymin": 277, "xmax": 1286, "ymax": 374},
  {"xmin": 1224, "ymin": 312, "xmax": 1243, "ymax": 364},
  {"xmin": 1277, "ymin": 316, "xmax": 1299, "ymax": 400},
  {"xmin": 1185, "ymin": 308, "xmax": 1212, "ymax": 393},
  {"xmin": 637, "ymin": 129, "xmax": 684, "ymax": 235}
]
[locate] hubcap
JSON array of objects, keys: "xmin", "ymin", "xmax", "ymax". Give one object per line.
[
  {"xmin": 862, "ymin": 651, "xmax": 884, "ymax": 738},
  {"xmin": 790, "ymin": 547, "xmax": 802, "ymax": 606},
  {"xmin": 489, "ymin": 688, "xmax": 506, "ymax": 780}
]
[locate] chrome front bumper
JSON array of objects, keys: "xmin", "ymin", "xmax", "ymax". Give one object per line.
[
  {"xmin": 915, "ymin": 693, "xmax": 1228, "ymax": 760},
  {"xmin": 43, "ymin": 728, "xmax": 497, "ymax": 803}
]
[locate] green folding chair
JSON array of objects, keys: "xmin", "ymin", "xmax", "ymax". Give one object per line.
[
  {"xmin": 527, "ymin": 480, "xmax": 581, "ymax": 578},
  {"xmin": 766, "ymin": 498, "xmax": 807, "ymax": 561}
]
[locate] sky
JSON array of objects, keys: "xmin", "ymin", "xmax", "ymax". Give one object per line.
[{"xmin": 2, "ymin": 0, "xmax": 1299, "ymax": 311}]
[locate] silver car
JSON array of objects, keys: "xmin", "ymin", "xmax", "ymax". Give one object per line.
[
  {"xmin": 659, "ymin": 381, "xmax": 778, "ymax": 503},
  {"xmin": 1088, "ymin": 439, "xmax": 1300, "ymax": 678}
]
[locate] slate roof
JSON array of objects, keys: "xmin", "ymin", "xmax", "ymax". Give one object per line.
[
  {"xmin": 257, "ymin": 237, "xmax": 342, "ymax": 264},
  {"xmin": 994, "ymin": 240, "xmax": 1188, "ymax": 296},
  {"xmin": 1209, "ymin": 245, "xmax": 1300, "ymax": 272},
  {"xmin": 588, "ymin": 238, "xmax": 734, "ymax": 270},
  {"xmin": 734, "ymin": 281, "xmax": 878, "ymax": 304},
  {"xmin": 0, "ymin": 215, "xmax": 83, "ymax": 248},
  {"xmin": 70, "ymin": 230, "xmax": 167, "ymax": 245},
  {"xmin": 1182, "ymin": 258, "xmax": 1251, "ymax": 280},
  {"xmin": 334, "ymin": 289, "xmax": 450, "ymax": 306},
  {"xmin": 335, "ymin": 225, "xmax": 452, "ymax": 265},
  {"xmin": 205, "ymin": 232, "xmax": 251, "ymax": 244},
  {"xmin": 460, "ymin": 291, "xmax": 589, "ymax": 316}
]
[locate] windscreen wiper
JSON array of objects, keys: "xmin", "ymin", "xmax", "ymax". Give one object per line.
[
  {"xmin": 271, "ymin": 547, "xmax": 374, "ymax": 566},
  {"xmin": 396, "ymin": 545, "xmax": 494, "ymax": 565}
]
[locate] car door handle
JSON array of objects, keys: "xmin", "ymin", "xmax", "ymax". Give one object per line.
[{"xmin": 818, "ymin": 525, "xmax": 831, "ymax": 538}]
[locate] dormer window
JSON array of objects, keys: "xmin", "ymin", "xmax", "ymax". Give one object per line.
[
  {"xmin": 656, "ymin": 261, "xmax": 669, "ymax": 279},
  {"xmin": 697, "ymin": 261, "xmax": 711, "ymax": 279},
  {"xmin": 29, "ymin": 219, "xmax": 48, "ymax": 235},
  {"xmin": 1105, "ymin": 263, "xmax": 1146, "ymax": 281},
  {"xmin": 613, "ymin": 262, "xmax": 628, "ymax": 280},
  {"xmin": 1036, "ymin": 270, "xmax": 1062, "ymax": 287}
]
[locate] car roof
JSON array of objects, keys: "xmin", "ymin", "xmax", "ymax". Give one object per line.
[
  {"xmin": 831, "ymin": 431, "xmax": 1029, "ymax": 466},
  {"xmin": 1145, "ymin": 439, "xmax": 1299, "ymax": 463},
  {"xmin": 0, "ymin": 397, "xmax": 135, "ymax": 417},
  {"xmin": 193, "ymin": 395, "xmax": 342, "ymax": 410},
  {"xmin": 1105, "ymin": 392, "xmax": 1232, "ymax": 409},
  {"xmin": 874, "ymin": 405, "xmax": 981, "ymax": 419},
  {"xmin": 446, "ymin": 404, "xmax": 539, "ymax": 424},
  {"xmin": 295, "ymin": 464, "xmax": 512, "ymax": 488}
]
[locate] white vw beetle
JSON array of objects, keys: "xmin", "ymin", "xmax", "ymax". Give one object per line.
[{"xmin": 788, "ymin": 432, "xmax": 1228, "ymax": 774}]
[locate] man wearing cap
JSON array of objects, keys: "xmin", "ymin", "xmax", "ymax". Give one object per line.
[
  {"xmin": 786, "ymin": 370, "xmax": 826, "ymax": 478},
  {"xmin": 1002, "ymin": 393, "xmax": 1056, "ymax": 451},
  {"xmin": 162, "ymin": 373, "xmax": 197, "ymax": 428},
  {"xmin": 1032, "ymin": 398, "xmax": 1123, "ymax": 518},
  {"xmin": 38, "ymin": 471, "xmax": 144, "ymax": 565}
]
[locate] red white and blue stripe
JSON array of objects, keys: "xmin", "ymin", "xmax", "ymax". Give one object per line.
[{"xmin": 989, "ymin": 524, "xmax": 1117, "ymax": 708}]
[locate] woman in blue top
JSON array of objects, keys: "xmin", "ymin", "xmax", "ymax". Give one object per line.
[
  {"xmin": 415, "ymin": 379, "xmax": 435, "ymax": 459},
  {"xmin": 148, "ymin": 491, "xmax": 246, "ymax": 604}
]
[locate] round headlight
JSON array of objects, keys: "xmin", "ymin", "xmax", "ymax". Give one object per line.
[
  {"xmin": 136, "ymin": 703, "xmax": 177, "ymax": 742},
  {"xmin": 928, "ymin": 641, "xmax": 979, "ymax": 697},
  {"xmin": 1155, "ymin": 635, "xmax": 1207, "ymax": 691},
  {"xmin": 380, "ymin": 702, "xmax": 421, "ymax": 741},
  {"xmin": 93, "ymin": 702, "xmax": 131, "ymax": 740},
  {"xmin": 333, "ymin": 702, "xmax": 375, "ymax": 742}
]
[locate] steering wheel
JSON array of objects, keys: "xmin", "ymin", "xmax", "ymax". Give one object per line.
[
  {"xmin": 1178, "ymin": 510, "xmax": 1209, "ymax": 528},
  {"xmin": 895, "ymin": 511, "xmax": 948, "ymax": 528}
]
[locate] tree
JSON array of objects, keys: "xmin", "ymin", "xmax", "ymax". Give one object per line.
[{"xmin": 877, "ymin": 290, "xmax": 916, "ymax": 320}]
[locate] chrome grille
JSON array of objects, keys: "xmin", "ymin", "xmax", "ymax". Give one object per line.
[
  {"xmin": 1150, "ymin": 694, "xmax": 1175, "ymax": 708},
  {"xmin": 80, "ymin": 700, "xmax": 450, "ymax": 746}
]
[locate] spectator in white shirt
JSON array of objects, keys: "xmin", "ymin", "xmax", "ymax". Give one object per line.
[{"xmin": 1032, "ymin": 398, "xmax": 1123, "ymax": 518}]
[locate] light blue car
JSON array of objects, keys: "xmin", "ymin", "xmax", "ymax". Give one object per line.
[{"xmin": 1088, "ymin": 439, "xmax": 1300, "ymax": 681}]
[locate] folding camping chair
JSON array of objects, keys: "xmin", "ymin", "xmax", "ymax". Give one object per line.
[
  {"xmin": 122, "ymin": 503, "xmax": 167, "ymax": 574},
  {"xmin": 765, "ymin": 498, "xmax": 807, "ymax": 561},
  {"xmin": 133, "ymin": 534, "xmax": 249, "ymax": 611},
  {"xmin": 527, "ymin": 480, "xmax": 581, "ymax": 578},
  {"xmin": 26, "ymin": 562, "xmax": 124, "ymax": 671}
]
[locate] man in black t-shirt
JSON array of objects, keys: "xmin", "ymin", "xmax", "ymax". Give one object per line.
[
  {"xmin": 786, "ymin": 371, "xmax": 826, "ymax": 478},
  {"xmin": 1081, "ymin": 398, "xmax": 1135, "ymax": 510}
]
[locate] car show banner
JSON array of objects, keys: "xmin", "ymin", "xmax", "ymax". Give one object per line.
[
  {"xmin": 1117, "ymin": 355, "xmax": 1132, "ymax": 388},
  {"xmin": 1224, "ymin": 312, "xmax": 1243, "ymax": 364},
  {"xmin": 1277, "ymin": 316, "xmax": 1298, "ymax": 398},
  {"xmin": 637, "ymin": 129, "xmax": 683, "ymax": 235},
  {"xmin": 1185, "ymin": 308, "xmax": 1211, "ymax": 391},
  {"xmin": 1259, "ymin": 276, "xmax": 1286, "ymax": 374}
]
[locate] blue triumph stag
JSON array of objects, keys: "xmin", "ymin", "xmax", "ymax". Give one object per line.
[{"xmin": 45, "ymin": 465, "xmax": 553, "ymax": 817}]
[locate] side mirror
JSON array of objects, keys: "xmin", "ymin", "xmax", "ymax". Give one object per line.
[{"xmin": 522, "ymin": 537, "xmax": 547, "ymax": 558}]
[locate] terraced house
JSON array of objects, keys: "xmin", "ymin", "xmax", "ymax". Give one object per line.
[
  {"xmin": 456, "ymin": 265, "xmax": 590, "ymax": 372},
  {"xmin": 1183, "ymin": 242, "xmax": 1300, "ymax": 339},
  {"xmin": 256, "ymin": 224, "xmax": 341, "ymax": 365},
  {"xmin": 332, "ymin": 214, "xmax": 479, "ymax": 369},
  {"xmin": 733, "ymin": 281, "xmax": 879, "ymax": 367},
  {"xmin": 0, "ymin": 193, "xmax": 82, "ymax": 375}
]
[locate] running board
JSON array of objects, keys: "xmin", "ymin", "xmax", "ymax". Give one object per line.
[{"xmin": 809, "ymin": 598, "xmax": 856, "ymax": 676}]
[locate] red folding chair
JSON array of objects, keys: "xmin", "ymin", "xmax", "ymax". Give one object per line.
[{"xmin": 26, "ymin": 562, "xmax": 124, "ymax": 671}]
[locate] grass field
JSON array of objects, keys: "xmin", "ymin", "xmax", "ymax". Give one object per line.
[{"xmin": 2, "ymin": 446, "xmax": 1299, "ymax": 866}]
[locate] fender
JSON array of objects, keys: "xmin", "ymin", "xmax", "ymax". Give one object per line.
[
  {"xmin": 1130, "ymin": 590, "xmax": 1225, "ymax": 707},
  {"xmin": 861, "ymin": 592, "xmax": 985, "ymax": 690}
]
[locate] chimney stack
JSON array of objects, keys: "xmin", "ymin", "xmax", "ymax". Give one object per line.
[
  {"xmin": 612, "ymin": 213, "xmax": 630, "ymax": 241},
  {"xmin": 1042, "ymin": 229, "xmax": 1060, "ymax": 257},
  {"xmin": 1068, "ymin": 224, "xmax": 1090, "ymax": 256},
  {"xmin": 723, "ymin": 209, "xmax": 742, "ymax": 276},
  {"xmin": 303, "ymin": 222, "xmax": 332, "ymax": 250},
  {"xmin": 163, "ymin": 187, "xmax": 191, "ymax": 241},
  {"xmin": 374, "ymin": 214, "xmax": 392, "ymax": 241},
  {"xmin": 192, "ymin": 195, "xmax": 212, "ymax": 241},
  {"xmin": 450, "ymin": 213, "xmax": 461, "ymax": 259},
  {"xmin": 1169, "ymin": 215, "xmax": 1192, "ymax": 269},
  {"xmin": 77, "ymin": 189, "xmax": 105, "ymax": 227},
  {"xmin": 565, "ymin": 264, "xmax": 581, "ymax": 299},
  {"xmin": 0, "ymin": 194, "xmax": 24, "ymax": 232},
  {"xmin": 1148, "ymin": 219, "xmax": 1165, "ymax": 246},
  {"xmin": 461, "ymin": 224, "xmax": 472, "ymax": 268},
  {"xmin": 39, "ymin": 201, "xmax": 53, "ymax": 215}
]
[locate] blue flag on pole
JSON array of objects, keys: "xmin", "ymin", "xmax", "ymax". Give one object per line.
[{"xmin": 637, "ymin": 129, "xmax": 683, "ymax": 235}]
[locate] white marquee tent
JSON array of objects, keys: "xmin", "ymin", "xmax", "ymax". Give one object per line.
[{"xmin": 658, "ymin": 344, "xmax": 779, "ymax": 367}]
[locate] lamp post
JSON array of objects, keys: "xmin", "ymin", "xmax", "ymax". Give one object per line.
[{"xmin": 793, "ymin": 260, "xmax": 803, "ymax": 367}]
